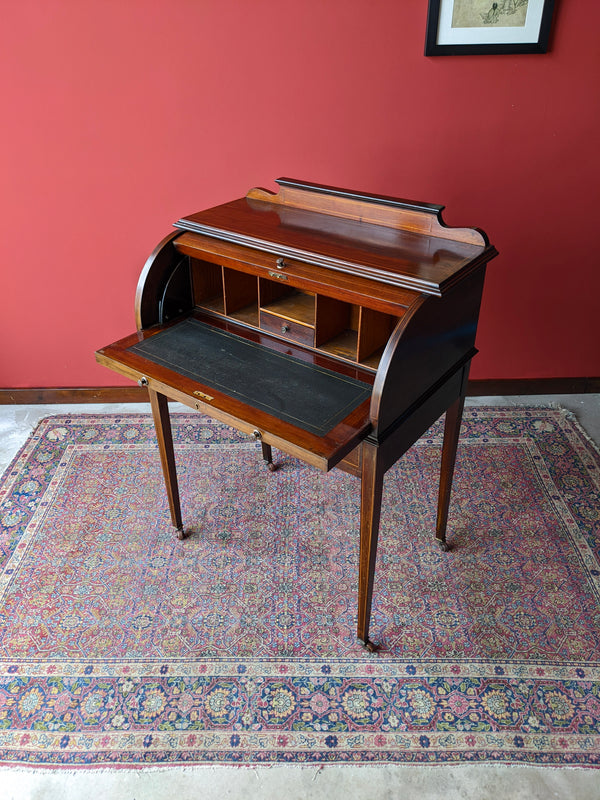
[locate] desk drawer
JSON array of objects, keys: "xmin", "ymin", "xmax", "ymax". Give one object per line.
[{"xmin": 260, "ymin": 310, "xmax": 315, "ymax": 346}]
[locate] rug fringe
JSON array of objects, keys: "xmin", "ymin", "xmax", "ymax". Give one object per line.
[
  {"xmin": 0, "ymin": 761, "xmax": 597, "ymax": 774},
  {"xmin": 0, "ymin": 763, "xmax": 318, "ymax": 775},
  {"xmin": 559, "ymin": 407, "xmax": 600, "ymax": 456}
]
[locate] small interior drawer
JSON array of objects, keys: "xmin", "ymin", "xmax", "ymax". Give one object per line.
[{"xmin": 260, "ymin": 310, "xmax": 315, "ymax": 346}]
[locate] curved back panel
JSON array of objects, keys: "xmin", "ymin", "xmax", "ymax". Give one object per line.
[{"xmin": 370, "ymin": 268, "xmax": 487, "ymax": 438}]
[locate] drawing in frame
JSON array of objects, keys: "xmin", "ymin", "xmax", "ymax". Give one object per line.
[{"xmin": 425, "ymin": 0, "xmax": 556, "ymax": 55}]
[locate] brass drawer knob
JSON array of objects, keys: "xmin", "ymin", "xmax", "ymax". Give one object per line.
[
  {"xmin": 252, "ymin": 429, "xmax": 262, "ymax": 440},
  {"xmin": 281, "ymin": 324, "xmax": 290, "ymax": 333},
  {"xmin": 276, "ymin": 257, "xmax": 287, "ymax": 269}
]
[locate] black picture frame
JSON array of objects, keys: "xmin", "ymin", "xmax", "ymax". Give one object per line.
[{"xmin": 425, "ymin": 0, "xmax": 556, "ymax": 55}]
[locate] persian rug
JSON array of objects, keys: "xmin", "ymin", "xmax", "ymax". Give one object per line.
[{"xmin": 0, "ymin": 407, "xmax": 599, "ymax": 768}]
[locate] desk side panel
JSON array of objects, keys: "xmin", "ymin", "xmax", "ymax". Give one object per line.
[
  {"xmin": 135, "ymin": 231, "xmax": 193, "ymax": 330},
  {"xmin": 370, "ymin": 267, "xmax": 487, "ymax": 438}
]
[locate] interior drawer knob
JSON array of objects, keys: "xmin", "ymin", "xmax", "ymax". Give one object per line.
[{"xmin": 281, "ymin": 324, "xmax": 290, "ymax": 333}]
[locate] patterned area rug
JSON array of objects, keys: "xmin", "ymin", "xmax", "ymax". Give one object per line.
[{"xmin": 0, "ymin": 408, "xmax": 599, "ymax": 767}]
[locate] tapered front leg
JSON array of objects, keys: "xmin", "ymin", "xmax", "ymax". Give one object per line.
[
  {"xmin": 357, "ymin": 440, "xmax": 385, "ymax": 651},
  {"xmin": 435, "ymin": 392, "xmax": 466, "ymax": 551},
  {"xmin": 148, "ymin": 388, "xmax": 185, "ymax": 539}
]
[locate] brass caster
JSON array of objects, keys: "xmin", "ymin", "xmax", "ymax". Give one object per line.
[
  {"xmin": 438, "ymin": 539, "xmax": 450, "ymax": 552},
  {"xmin": 176, "ymin": 526, "xmax": 186, "ymax": 540},
  {"xmin": 267, "ymin": 462, "xmax": 277, "ymax": 472}
]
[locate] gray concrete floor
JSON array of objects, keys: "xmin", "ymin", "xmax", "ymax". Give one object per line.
[
  {"xmin": 2, "ymin": 395, "xmax": 599, "ymax": 479},
  {"xmin": 1, "ymin": 396, "xmax": 599, "ymax": 799}
]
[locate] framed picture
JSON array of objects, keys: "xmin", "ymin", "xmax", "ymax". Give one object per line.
[{"xmin": 425, "ymin": 0, "xmax": 556, "ymax": 55}]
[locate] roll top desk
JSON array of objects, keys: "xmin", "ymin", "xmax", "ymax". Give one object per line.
[{"xmin": 96, "ymin": 178, "xmax": 498, "ymax": 650}]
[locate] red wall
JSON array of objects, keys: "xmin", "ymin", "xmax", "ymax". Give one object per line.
[{"xmin": 2, "ymin": 0, "xmax": 598, "ymax": 387}]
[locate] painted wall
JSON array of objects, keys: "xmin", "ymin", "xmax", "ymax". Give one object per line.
[{"xmin": 1, "ymin": 0, "xmax": 598, "ymax": 387}]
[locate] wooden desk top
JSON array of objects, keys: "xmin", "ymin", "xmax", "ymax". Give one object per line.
[{"xmin": 176, "ymin": 178, "xmax": 492, "ymax": 297}]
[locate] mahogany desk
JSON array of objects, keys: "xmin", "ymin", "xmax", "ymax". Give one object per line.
[{"xmin": 96, "ymin": 178, "xmax": 497, "ymax": 650}]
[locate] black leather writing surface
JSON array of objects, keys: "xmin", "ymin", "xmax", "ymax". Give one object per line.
[{"xmin": 128, "ymin": 319, "xmax": 372, "ymax": 436}]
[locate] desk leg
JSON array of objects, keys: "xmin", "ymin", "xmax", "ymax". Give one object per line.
[
  {"xmin": 261, "ymin": 442, "xmax": 276, "ymax": 472},
  {"xmin": 148, "ymin": 388, "xmax": 185, "ymax": 540},
  {"xmin": 435, "ymin": 392, "xmax": 466, "ymax": 551},
  {"xmin": 358, "ymin": 440, "xmax": 384, "ymax": 651}
]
